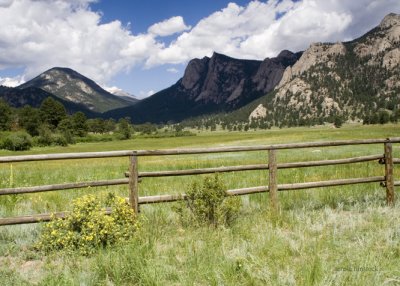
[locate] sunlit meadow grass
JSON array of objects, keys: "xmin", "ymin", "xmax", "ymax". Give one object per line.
[{"xmin": 0, "ymin": 123, "xmax": 399, "ymax": 285}]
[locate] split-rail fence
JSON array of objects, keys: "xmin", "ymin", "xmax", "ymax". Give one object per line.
[{"xmin": 0, "ymin": 138, "xmax": 399, "ymax": 226}]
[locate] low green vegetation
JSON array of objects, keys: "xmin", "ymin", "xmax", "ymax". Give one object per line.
[
  {"xmin": 175, "ymin": 175, "xmax": 241, "ymax": 228},
  {"xmin": 0, "ymin": 124, "xmax": 399, "ymax": 285},
  {"xmin": 0, "ymin": 98, "xmax": 196, "ymax": 151}
]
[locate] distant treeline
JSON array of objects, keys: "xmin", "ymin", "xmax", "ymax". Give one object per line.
[{"xmin": 0, "ymin": 97, "xmax": 194, "ymax": 151}]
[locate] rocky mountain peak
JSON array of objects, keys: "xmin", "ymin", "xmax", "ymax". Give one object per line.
[
  {"xmin": 19, "ymin": 67, "xmax": 133, "ymax": 112},
  {"xmin": 354, "ymin": 13, "xmax": 400, "ymax": 68},
  {"xmin": 379, "ymin": 13, "xmax": 400, "ymax": 29},
  {"xmin": 181, "ymin": 56, "xmax": 209, "ymax": 90},
  {"xmin": 277, "ymin": 42, "xmax": 345, "ymax": 88},
  {"xmin": 179, "ymin": 50, "xmax": 301, "ymax": 107},
  {"xmin": 277, "ymin": 50, "xmax": 293, "ymax": 58}
]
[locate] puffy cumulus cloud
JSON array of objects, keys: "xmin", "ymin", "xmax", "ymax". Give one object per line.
[
  {"xmin": 147, "ymin": 0, "xmax": 400, "ymax": 66},
  {"xmin": 145, "ymin": 0, "xmax": 299, "ymax": 66},
  {"xmin": 239, "ymin": 1, "xmax": 354, "ymax": 58},
  {"xmin": 148, "ymin": 16, "xmax": 191, "ymax": 37},
  {"xmin": 0, "ymin": 0, "xmax": 160, "ymax": 85},
  {"xmin": 0, "ymin": 75, "xmax": 25, "ymax": 87}
]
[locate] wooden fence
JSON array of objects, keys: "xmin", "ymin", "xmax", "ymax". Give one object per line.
[{"xmin": 0, "ymin": 138, "xmax": 399, "ymax": 226}]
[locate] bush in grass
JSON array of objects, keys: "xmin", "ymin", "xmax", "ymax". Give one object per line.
[
  {"xmin": 175, "ymin": 175, "xmax": 241, "ymax": 227},
  {"xmin": 35, "ymin": 125, "xmax": 53, "ymax": 146},
  {"xmin": 51, "ymin": 134, "xmax": 68, "ymax": 146},
  {"xmin": 36, "ymin": 194, "xmax": 140, "ymax": 255},
  {"xmin": 1, "ymin": 131, "xmax": 32, "ymax": 151}
]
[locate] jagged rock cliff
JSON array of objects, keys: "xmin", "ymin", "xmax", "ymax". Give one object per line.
[
  {"xmin": 104, "ymin": 51, "xmax": 301, "ymax": 123},
  {"xmin": 180, "ymin": 51, "xmax": 301, "ymax": 106}
]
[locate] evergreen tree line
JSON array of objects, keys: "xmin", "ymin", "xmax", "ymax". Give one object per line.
[
  {"xmin": 0, "ymin": 97, "xmax": 143, "ymax": 151},
  {"xmin": 0, "ymin": 97, "xmax": 197, "ymax": 151}
]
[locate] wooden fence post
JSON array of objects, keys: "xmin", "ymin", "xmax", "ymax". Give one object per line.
[
  {"xmin": 384, "ymin": 140, "xmax": 395, "ymax": 206},
  {"xmin": 129, "ymin": 154, "xmax": 139, "ymax": 214},
  {"xmin": 268, "ymin": 149, "xmax": 278, "ymax": 211}
]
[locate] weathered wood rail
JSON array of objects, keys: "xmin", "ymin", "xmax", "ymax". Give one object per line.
[{"xmin": 0, "ymin": 138, "xmax": 399, "ymax": 226}]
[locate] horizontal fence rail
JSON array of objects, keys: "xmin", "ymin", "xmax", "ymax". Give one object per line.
[
  {"xmin": 0, "ymin": 179, "xmax": 130, "ymax": 196},
  {"xmin": 0, "ymin": 138, "xmax": 399, "ymax": 226},
  {"xmin": 123, "ymin": 154, "xmax": 384, "ymax": 178},
  {"xmin": 1, "ymin": 138, "xmax": 400, "ymax": 163}
]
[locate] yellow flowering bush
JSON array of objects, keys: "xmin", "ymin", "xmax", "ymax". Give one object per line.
[{"xmin": 36, "ymin": 194, "xmax": 140, "ymax": 255}]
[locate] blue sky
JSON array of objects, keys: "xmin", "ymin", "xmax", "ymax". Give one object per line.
[
  {"xmin": 0, "ymin": 0, "xmax": 399, "ymax": 98},
  {"xmin": 92, "ymin": 1, "xmax": 252, "ymax": 34}
]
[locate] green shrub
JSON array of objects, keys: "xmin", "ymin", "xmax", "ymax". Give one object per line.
[
  {"xmin": 51, "ymin": 134, "xmax": 68, "ymax": 146},
  {"xmin": 34, "ymin": 124, "xmax": 72, "ymax": 147},
  {"xmin": 175, "ymin": 175, "xmax": 241, "ymax": 227},
  {"xmin": 36, "ymin": 194, "xmax": 140, "ymax": 255},
  {"xmin": 35, "ymin": 125, "xmax": 53, "ymax": 146},
  {"xmin": 1, "ymin": 131, "xmax": 32, "ymax": 151}
]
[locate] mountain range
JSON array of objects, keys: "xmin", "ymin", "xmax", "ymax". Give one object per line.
[
  {"xmin": 104, "ymin": 50, "xmax": 302, "ymax": 123},
  {"xmin": 1, "ymin": 13, "xmax": 399, "ymax": 125}
]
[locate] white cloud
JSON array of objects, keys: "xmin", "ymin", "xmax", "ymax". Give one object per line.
[
  {"xmin": 148, "ymin": 16, "xmax": 191, "ymax": 37},
  {"xmin": 138, "ymin": 90, "xmax": 155, "ymax": 99},
  {"xmin": 166, "ymin": 67, "xmax": 179, "ymax": 73},
  {"xmin": 147, "ymin": 0, "xmax": 400, "ymax": 66},
  {"xmin": 103, "ymin": 85, "xmax": 136, "ymax": 98},
  {"xmin": 0, "ymin": 0, "xmax": 160, "ymax": 85},
  {"xmin": 0, "ymin": 75, "xmax": 25, "ymax": 87}
]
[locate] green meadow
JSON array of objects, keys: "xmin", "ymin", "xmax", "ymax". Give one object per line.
[{"xmin": 1, "ymin": 124, "xmax": 400, "ymax": 285}]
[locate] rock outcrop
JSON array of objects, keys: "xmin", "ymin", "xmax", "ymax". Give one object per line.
[
  {"xmin": 278, "ymin": 42, "xmax": 346, "ymax": 88},
  {"xmin": 249, "ymin": 104, "xmax": 267, "ymax": 120},
  {"xmin": 354, "ymin": 13, "xmax": 400, "ymax": 69}
]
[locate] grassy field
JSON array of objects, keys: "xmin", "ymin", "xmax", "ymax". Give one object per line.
[{"xmin": 0, "ymin": 124, "xmax": 400, "ymax": 285}]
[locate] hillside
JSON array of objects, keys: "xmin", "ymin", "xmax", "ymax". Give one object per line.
[
  {"xmin": 0, "ymin": 85, "xmax": 99, "ymax": 117},
  {"xmin": 183, "ymin": 13, "xmax": 400, "ymax": 128},
  {"xmin": 19, "ymin": 67, "xmax": 136, "ymax": 113},
  {"xmin": 244, "ymin": 13, "xmax": 400, "ymax": 127},
  {"xmin": 104, "ymin": 51, "xmax": 301, "ymax": 123}
]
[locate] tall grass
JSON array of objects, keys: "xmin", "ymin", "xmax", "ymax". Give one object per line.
[{"xmin": 0, "ymin": 124, "xmax": 399, "ymax": 285}]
